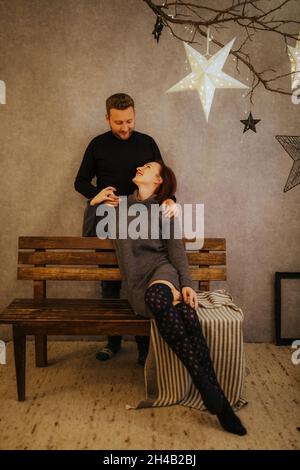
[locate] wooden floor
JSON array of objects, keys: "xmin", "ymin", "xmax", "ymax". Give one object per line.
[{"xmin": 0, "ymin": 341, "xmax": 299, "ymax": 450}]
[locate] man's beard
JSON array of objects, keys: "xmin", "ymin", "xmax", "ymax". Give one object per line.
[{"xmin": 112, "ymin": 129, "xmax": 134, "ymax": 140}]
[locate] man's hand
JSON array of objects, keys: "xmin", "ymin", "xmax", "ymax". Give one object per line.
[
  {"xmin": 90, "ymin": 186, "xmax": 120, "ymax": 207},
  {"xmin": 182, "ymin": 287, "xmax": 198, "ymax": 310},
  {"xmin": 162, "ymin": 199, "xmax": 180, "ymax": 218}
]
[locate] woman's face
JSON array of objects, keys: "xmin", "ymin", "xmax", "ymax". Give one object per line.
[{"xmin": 133, "ymin": 161, "xmax": 163, "ymax": 186}]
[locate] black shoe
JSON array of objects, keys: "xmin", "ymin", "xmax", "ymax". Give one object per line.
[{"xmin": 96, "ymin": 343, "xmax": 121, "ymax": 361}]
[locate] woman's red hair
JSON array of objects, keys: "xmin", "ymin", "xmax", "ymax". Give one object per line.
[{"xmin": 154, "ymin": 160, "xmax": 177, "ymax": 204}]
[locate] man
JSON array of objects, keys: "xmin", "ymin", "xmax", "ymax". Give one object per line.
[{"xmin": 74, "ymin": 93, "xmax": 175, "ymax": 365}]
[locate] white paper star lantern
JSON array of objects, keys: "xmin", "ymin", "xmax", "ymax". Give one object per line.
[
  {"xmin": 287, "ymin": 31, "xmax": 300, "ymax": 89},
  {"xmin": 166, "ymin": 38, "xmax": 249, "ymax": 121}
]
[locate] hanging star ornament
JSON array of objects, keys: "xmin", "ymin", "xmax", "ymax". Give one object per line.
[
  {"xmin": 287, "ymin": 31, "xmax": 300, "ymax": 89},
  {"xmin": 276, "ymin": 135, "xmax": 300, "ymax": 192},
  {"xmin": 152, "ymin": 16, "xmax": 164, "ymax": 43},
  {"xmin": 166, "ymin": 38, "xmax": 249, "ymax": 121},
  {"xmin": 240, "ymin": 112, "xmax": 261, "ymax": 133}
]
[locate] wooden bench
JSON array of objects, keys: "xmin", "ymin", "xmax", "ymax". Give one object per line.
[{"xmin": 0, "ymin": 236, "xmax": 226, "ymax": 401}]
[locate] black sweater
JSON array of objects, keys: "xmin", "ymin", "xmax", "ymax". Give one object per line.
[{"xmin": 74, "ymin": 130, "xmax": 162, "ymax": 199}]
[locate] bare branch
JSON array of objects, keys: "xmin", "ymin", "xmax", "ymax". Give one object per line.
[{"xmin": 143, "ymin": 0, "xmax": 300, "ymax": 97}]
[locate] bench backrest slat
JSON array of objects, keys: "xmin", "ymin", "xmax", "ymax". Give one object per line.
[
  {"xmin": 19, "ymin": 236, "xmax": 226, "ymax": 251},
  {"xmin": 18, "ymin": 251, "xmax": 226, "ymax": 266},
  {"xmin": 18, "ymin": 266, "xmax": 226, "ymax": 281}
]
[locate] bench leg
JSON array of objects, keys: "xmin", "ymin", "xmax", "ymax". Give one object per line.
[
  {"xmin": 35, "ymin": 335, "xmax": 47, "ymax": 367},
  {"xmin": 13, "ymin": 326, "xmax": 26, "ymax": 401}
]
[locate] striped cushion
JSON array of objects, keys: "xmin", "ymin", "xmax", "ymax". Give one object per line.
[{"xmin": 136, "ymin": 290, "xmax": 247, "ymax": 410}]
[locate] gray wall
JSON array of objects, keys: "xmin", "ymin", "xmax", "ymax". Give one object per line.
[{"xmin": 0, "ymin": 0, "xmax": 299, "ymax": 342}]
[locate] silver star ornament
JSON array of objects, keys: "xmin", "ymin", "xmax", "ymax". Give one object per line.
[{"xmin": 276, "ymin": 135, "xmax": 300, "ymax": 192}]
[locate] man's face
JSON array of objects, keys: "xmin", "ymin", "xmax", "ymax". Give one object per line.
[{"xmin": 106, "ymin": 106, "xmax": 135, "ymax": 140}]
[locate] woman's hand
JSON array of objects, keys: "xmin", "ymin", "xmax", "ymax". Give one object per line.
[
  {"xmin": 162, "ymin": 199, "xmax": 180, "ymax": 218},
  {"xmin": 182, "ymin": 287, "xmax": 198, "ymax": 310},
  {"xmin": 90, "ymin": 186, "xmax": 120, "ymax": 207}
]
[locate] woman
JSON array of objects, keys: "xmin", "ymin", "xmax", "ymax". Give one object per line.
[{"xmin": 91, "ymin": 160, "xmax": 246, "ymax": 436}]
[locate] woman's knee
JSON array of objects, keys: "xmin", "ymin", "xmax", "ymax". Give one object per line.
[
  {"xmin": 144, "ymin": 283, "xmax": 173, "ymax": 315},
  {"xmin": 149, "ymin": 280, "xmax": 181, "ymax": 305}
]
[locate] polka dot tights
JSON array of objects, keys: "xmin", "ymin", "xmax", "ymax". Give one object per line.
[{"xmin": 144, "ymin": 283, "xmax": 225, "ymax": 414}]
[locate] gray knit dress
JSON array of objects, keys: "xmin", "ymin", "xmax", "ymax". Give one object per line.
[{"xmin": 109, "ymin": 190, "xmax": 193, "ymax": 318}]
